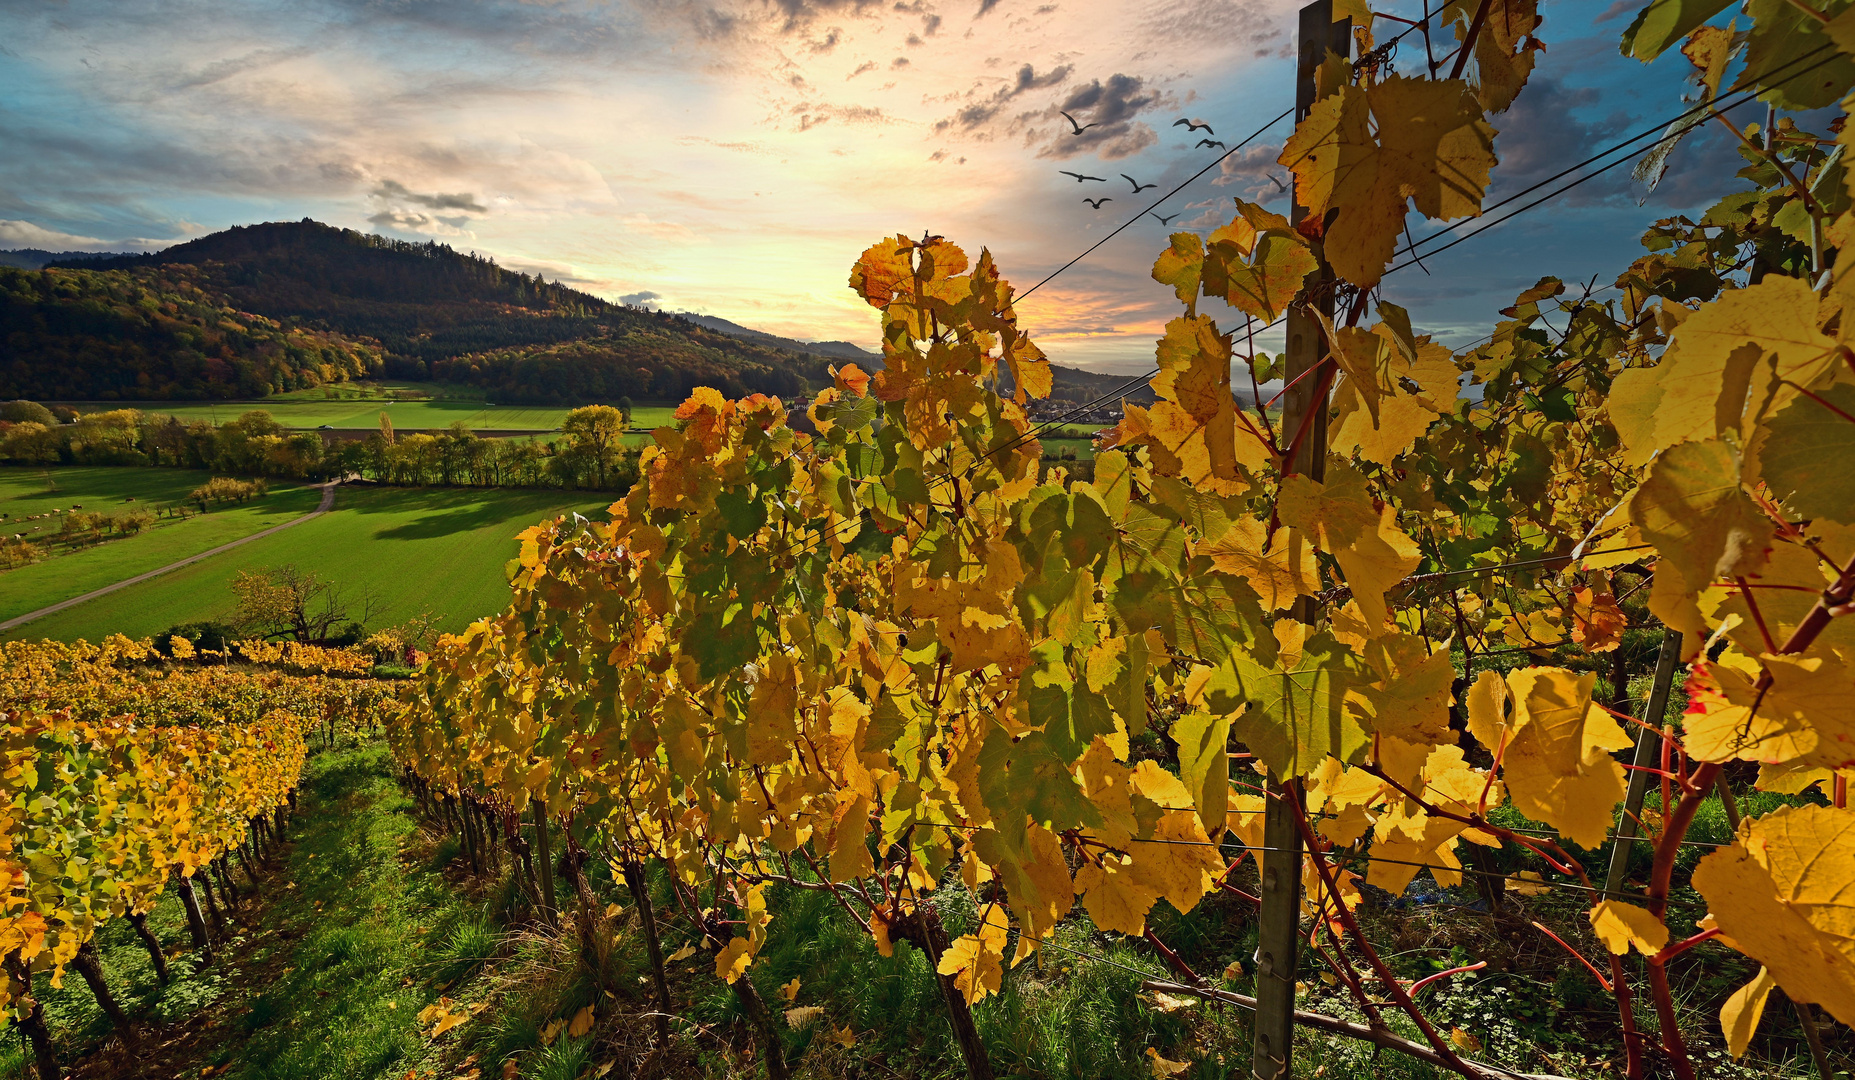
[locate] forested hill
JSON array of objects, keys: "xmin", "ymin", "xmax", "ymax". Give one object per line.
[
  {"xmin": 7, "ymin": 220, "xmax": 833, "ymax": 402},
  {"xmin": 8, "ymin": 219, "xmax": 1145, "ymax": 406}
]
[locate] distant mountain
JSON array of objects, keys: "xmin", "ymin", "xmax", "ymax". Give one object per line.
[
  {"xmin": 0, "ymin": 249, "xmax": 143, "ymax": 270},
  {"xmin": 678, "ymin": 310, "xmax": 1152, "ymax": 410},
  {"xmin": 676, "ymin": 312, "xmax": 877, "ymax": 362},
  {"xmin": 15, "ymin": 220, "xmax": 831, "ymax": 403}
]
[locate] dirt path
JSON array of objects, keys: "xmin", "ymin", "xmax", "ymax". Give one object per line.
[{"xmin": 0, "ymin": 481, "xmax": 340, "ymax": 634}]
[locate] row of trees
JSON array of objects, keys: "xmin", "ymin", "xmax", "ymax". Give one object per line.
[{"xmin": 0, "ymin": 403, "xmax": 641, "ymax": 492}]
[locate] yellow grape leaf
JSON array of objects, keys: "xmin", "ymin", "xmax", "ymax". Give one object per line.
[
  {"xmin": 1691, "ymin": 804, "xmax": 1855, "ymax": 1026},
  {"xmin": 1200, "ymin": 520, "xmax": 1319, "ymax": 612},
  {"xmin": 567, "ymin": 1005, "xmax": 595, "ymax": 1038},
  {"xmin": 1146, "ymin": 1047, "xmax": 1191, "ymax": 1078},
  {"xmin": 1611, "ymin": 277, "xmax": 1837, "ymax": 464},
  {"xmin": 1683, "ymin": 23, "xmax": 1735, "ymax": 100},
  {"xmin": 1758, "ymin": 381, "xmax": 1855, "ymax": 526},
  {"xmin": 1152, "ymin": 233, "xmax": 1205, "ymax": 308},
  {"xmin": 1721, "ymin": 966, "xmax": 1777, "ymax": 1058},
  {"xmin": 779, "ymin": 977, "xmax": 801, "ymax": 1002},
  {"xmin": 1149, "ymin": 991, "xmax": 1198, "ymax": 1012},
  {"xmin": 936, "ymin": 905, "xmax": 1009, "ymax": 1005},
  {"xmin": 1120, "ymin": 315, "xmax": 1265, "ymax": 497},
  {"xmin": 1202, "ymin": 212, "xmax": 1318, "ymax": 322},
  {"xmin": 1277, "ymin": 463, "xmax": 1421, "ymax": 629},
  {"xmin": 1450, "ymin": 1027, "xmax": 1483, "ymax": 1052},
  {"xmin": 715, "ymin": 936, "xmax": 754, "ymax": 984},
  {"xmin": 666, "ymin": 944, "xmax": 696, "ymax": 963},
  {"xmin": 828, "ymin": 794, "xmax": 876, "ymax": 882},
  {"xmin": 1352, "ymin": 632, "xmax": 1456, "ymax": 747},
  {"xmin": 830, "ymin": 1024, "xmax": 856, "ymax": 1048},
  {"xmin": 1588, "ymin": 900, "xmax": 1671, "ymax": 955},
  {"xmin": 1683, "ymin": 650, "xmax": 1855, "ymax": 769},
  {"xmin": 849, "ymin": 235, "xmax": 916, "ymax": 308},
  {"xmin": 1215, "ymin": 628, "xmax": 1370, "ymax": 780},
  {"xmin": 1464, "ymin": 0, "xmax": 1544, "ymax": 112},
  {"xmin": 785, "ymin": 1005, "xmax": 825, "ymax": 1028},
  {"xmin": 1478, "ymin": 669, "xmax": 1630, "ymax": 848},
  {"xmin": 1074, "ymin": 853, "xmax": 1163, "ymax": 936},
  {"xmin": 971, "ymin": 823, "xmax": 1073, "ymax": 942},
  {"xmin": 1279, "ymin": 76, "xmax": 1496, "ymax": 288},
  {"xmin": 1172, "ymin": 711, "xmax": 1231, "ymax": 838},
  {"xmin": 1630, "ymin": 439, "xmax": 1774, "ymax": 646}
]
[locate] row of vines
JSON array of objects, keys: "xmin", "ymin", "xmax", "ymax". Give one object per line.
[
  {"xmin": 0, "ymin": 636, "xmax": 396, "ymax": 1078},
  {"xmin": 390, "ymin": 0, "xmax": 1853, "ymax": 1072}
]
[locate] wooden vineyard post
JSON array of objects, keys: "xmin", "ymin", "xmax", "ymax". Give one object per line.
[
  {"xmin": 1604, "ymin": 631, "xmax": 1682, "ymax": 896},
  {"xmin": 1253, "ymin": 6, "xmax": 1349, "ymax": 1079}
]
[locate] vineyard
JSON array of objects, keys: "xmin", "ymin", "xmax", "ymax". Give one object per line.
[
  {"xmin": 6, "ymin": 0, "xmax": 1855, "ymax": 1075},
  {"xmin": 0, "ymin": 636, "xmax": 395, "ymax": 1078},
  {"xmin": 385, "ymin": 0, "xmax": 1855, "ymax": 1075}
]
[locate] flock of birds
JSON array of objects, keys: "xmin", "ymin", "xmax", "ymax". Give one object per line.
[{"xmin": 1056, "ymin": 112, "xmax": 1284, "ymax": 225}]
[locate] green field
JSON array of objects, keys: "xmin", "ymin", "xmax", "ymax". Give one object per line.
[
  {"xmin": 5, "ymin": 483, "xmax": 611, "ymax": 643},
  {"xmin": 67, "ymin": 397, "xmax": 682, "ymax": 433},
  {"xmin": 0, "ymin": 467, "xmax": 322, "ymax": 624}
]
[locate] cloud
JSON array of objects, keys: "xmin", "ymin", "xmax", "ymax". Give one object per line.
[
  {"xmin": 372, "ymin": 179, "xmax": 487, "ymax": 214},
  {"xmin": 848, "ymin": 60, "xmax": 877, "ymax": 77},
  {"xmin": 367, "ymin": 209, "xmax": 477, "ymax": 237},
  {"xmin": 0, "ymin": 219, "xmax": 175, "ymax": 252},
  {"xmin": 1035, "ymin": 74, "xmax": 1164, "ymax": 159},
  {"xmin": 620, "ymin": 290, "xmax": 664, "ymax": 306},
  {"xmin": 1210, "ymin": 142, "xmax": 1288, "ymax": 203},
  {"xmin": 934, "ymin": 63, "xmax": 1072, "ymax": 134}
]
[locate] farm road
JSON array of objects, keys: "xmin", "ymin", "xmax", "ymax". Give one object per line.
[{"xmin": 0, "ymin": 481, "xmax": 341, "ymax": 633}]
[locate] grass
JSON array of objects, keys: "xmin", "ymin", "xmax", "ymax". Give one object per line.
[
  {"xmin": 66, "ymin": 398, "xmax": 683, "ymax": 433},
  {"xmin": 0, "ymin": 466, "xmax": 319, "ymax": 623},
  {"xmin": 5, "ymin": 484, "xmax": 610, "ymax": 642}
]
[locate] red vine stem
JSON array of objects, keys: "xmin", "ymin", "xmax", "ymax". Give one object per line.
[{"xmin": 1287, "ymin": 798, "xmax": 1473, "ymax": 1075}]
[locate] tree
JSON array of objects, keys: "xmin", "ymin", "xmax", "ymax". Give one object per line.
[
  {"xmin": 230, "ymin": 565, "xmax": 382, "ymax": 643},
  {"xmin": 562, "ymin": 404, "xmax": 626, "ymax": 488}
]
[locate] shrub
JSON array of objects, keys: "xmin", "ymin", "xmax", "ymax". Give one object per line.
[
  {"xmin": 190, "ymin": 477, "xmax": 268, "ymax": 508},
  {"xmin": 0, "ymin": 537, "xmax": 40, "ymax": 569},
  {"xmin": 160, "ymin": 621, "xmax": 236, "ymax": 654}
]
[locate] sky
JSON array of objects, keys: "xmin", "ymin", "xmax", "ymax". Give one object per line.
[{"xmin": 0, "ymin": 0, "xmax": 1751, "ymax": 373}]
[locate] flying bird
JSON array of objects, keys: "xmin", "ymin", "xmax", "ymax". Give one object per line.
[
  {"xmin": 1059, "ymin": 110, "xmax": 1099, "ymax": 135},
  {"xmin": 1198, "ymin": 139, "xmax": 1227, "ymax": 150},
  {"xmin": 1121, "ymin": 174, "xmax": 1157, "ymax": 192},
  {"xmin": 1083, "ymin": 197, "xmax": 1112, "ymax": 208},
  {"xmin": 1267, "ymin": 173, "xmax": 1287, "ymax": 192},
  {"xmin": 1150, "ymin": 212, "xmax": 1180, "ymax": 226},
  {"xmin": 1059, "ymin": 170, "xmax": 1108, "ymax": 182},
  {"xmin": 1173, "ymin": 117, "xmax": 1214, "ymax": 134}
]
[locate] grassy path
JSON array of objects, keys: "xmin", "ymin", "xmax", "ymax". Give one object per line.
[{"xmin": 0, "ymin": 483, "xmax": 337, "ymax": 634}]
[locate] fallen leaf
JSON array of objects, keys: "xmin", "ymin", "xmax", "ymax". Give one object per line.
[
  {"xmin": 567, "ymin": 1005, "xmax": 594, "ymax": 1038},
  {"xmin": 1450, "ymin": 1028, "xmax": 1482, "ymax": 1052},
  {"xmin": 778, "ymin": 977, "xmax": 801, "ymax": 1002},
  {"xmin": 501, "ymin": 1062, "xmax": 518, "ymax": 1080},
  {"xmin": 1149, "ymin": 992, "xmax": 1198, "ymax": 1012},
  {"xmin": 785, "ymin": 1005, "xmax": 825, "ymax": 1028},
  {"xmin": 1507, "ymin": 871, "xmax": 1550, "ymax": 896},
  {"xmin": 666, "ymin": 944, "xmax": 696, "ymax": 962},
  {"xmin": 830, "ymin": 1024, "xmax": 856, "ymax": 1048},
  {"xmin": 1146, "ymin": 1047, "xmax": 1191, "ymax": 1078}
]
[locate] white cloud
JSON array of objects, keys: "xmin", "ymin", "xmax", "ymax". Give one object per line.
[{"xmin": 0, "ymin": 220, "xmax": 163, "ymax": 252}]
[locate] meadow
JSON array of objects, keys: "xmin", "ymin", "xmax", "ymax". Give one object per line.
[
  {"xmin": 0, "ymin": 466, "xmax": 322, "ymax": 624},
  {"xmin": 4, "ymin": 483, "xmax": 613, "ymax": 642}
]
